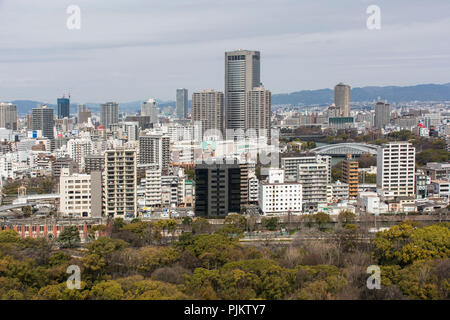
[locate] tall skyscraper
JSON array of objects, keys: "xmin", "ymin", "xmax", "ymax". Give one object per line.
[
  {"xmin": 191, "ymin": 89, "xmax": 224, "ymax": 136},
  {"xmin": 105, "ymin": 148, "xmax": 137, "ymax": 218},
  {"xmin": 334, "ymin": 83, "xmax": 351, "ymax": 117},
  {"xmin": 176, "ymin": 89, "xmax": 188, "ymax": 120},
  {"xmin": 377, "ymin": 142, "xmax": 416, "ymax": 197},
  {"xmin": 0, "ymin": 103, "xmax": 18, "ymax": 130},
  {"xmin": 225, "ymin": 50, "xmax": 261, "ymax": 131},
  {"xmin": 57, "ymin": 97, "xmax": 70, "ymax": 119},
  {"xmin": 246, "ymin": 86, "xmax": 271, "ymax": 138},
  {"xmin": 141, "ymin": 99, "xmax": 158, "ymax": 125},
  {"xmin": 100, "ymin": 102, "xmax": 119, "ymax": 128},
  {"xmin": 375, "ymin": 101, "xmax": 391, "ymax": 129},
  {"xmin": 32, "ymin": 105, "xmax": 55, "ymax": 139}
]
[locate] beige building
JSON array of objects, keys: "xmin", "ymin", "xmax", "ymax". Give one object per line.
[
  {"xmin": 334, "ymin": 83, "xmax": 351, "ymax": 117},
  {"xmin": 0, "ymin": 103, "xmax": 18, "ymax": 130},
  {"xmin": 105, "ymin": 148, "xmax": 137, "ymax": 218},
  {"xmin": 59, "ymin": 168, "xmax": 103, "ymax": 218},
  {"xmin": 191, "ymin": 89, "xmax": 224, "ymax": 137},
  {"xmin": 246, "ymin": 86, "xmax": 271, "ymax": 139}
]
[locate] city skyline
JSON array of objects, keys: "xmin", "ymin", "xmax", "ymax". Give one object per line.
[{"xmin": 1, "ymin": 0, "xmax": 450, "ymax": 102}]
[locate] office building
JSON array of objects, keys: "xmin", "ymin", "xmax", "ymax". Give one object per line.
[
  {"xmin": 57, "ymin": 97, "xmax": 70, "ymax": 119},
  {"xmin": 0, "ymin": 103, "xmax": 18, "ymax": 130},
  {"xmin": 246, "ymin": 86, "xmax": 271, "ymax": 138},
  {"xmin": 77, "ymin": 104, "xmax": 91, "ymax": 124},
  {"xmin": 139, "ymin": 134, "xmax": 170, "ymax": 174},
  {"xmin": 334, "ymin": 83, "xmax": 351, "ymax": 117},
  {"xmin": 194, "ymin": 159, "xmax": 242, "ymax": 217},
  {"xmin": 105, "ymin": 148, "xmax": 137, "ymax": 218},
  {"xmin": 375, "ymin": 101, "xmax": 391, "ymax": 129},
  {"xmin": 225, "ymin": 50, "xmax": 260, "ymax": 131},
  {"xmin": 377, "ymin": 142, "xmax": 416, "ymax": 197},
  {"xmin": 191, "ymin": 89, "xmax": 224, "ymax": 136},
  {"xmin": 32, "ymin": 106, "xmax": 55, "ymax": 139},
  {"xmin": 342, "ymin": 155, "xmax": 359, "ymax": 199},
  {"xmin": 100, "ymin": 102, "xmax": 119, "ymax": 128},
  {"xmin": 176, "ymin": 89, "xmax": 189, "ymax": 120},
  {"xmin": 259, "ymin": 169, "xmax": 302, "ymax": 215}
]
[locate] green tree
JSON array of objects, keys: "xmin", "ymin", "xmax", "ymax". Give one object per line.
[
  {"xmin": 0, "ymin": 230, "xmax": 20, "ymax": 243},
  {"xmin": 313, "ymin": 212, "xmax": 332, "ymax": 231},
  {"xmin": 338, "ymin": 210, "xmax": 356, "ymax": 226},
  {"xmin": 56, "ymin": 226, "xmax": 80, "ymax": 248},
  {"xmin": 374, "ymin": 222, "xmax": 450, "ymax": 266},
  {"xmin": 192, "ymin": 218, "xmax": 211, "ymax": 234},
  {"xmin": 262, "ymin": 217, "xmax": 279, "ymax": 231}
]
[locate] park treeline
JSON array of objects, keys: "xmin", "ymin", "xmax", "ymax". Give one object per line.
[{"xmin": 0, "ymin": 215, "xmax": 448, "ymax": 300}]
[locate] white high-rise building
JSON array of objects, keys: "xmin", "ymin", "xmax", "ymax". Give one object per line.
[
  {"xmin": 144, "ymin": 164, "xmax": 162, "ymax": 207},
  {"xmin": 377, "ymin": 142, "xmax": 416, "ymax": 197},
  {"xmin": 295, "ymin": 156, "xmax": 331, "ymax": 211},
  {"xmin": 67, "ymin": 138, "xmax": 93, "ymax": 169},
  {"xmin": 259, "ymin": 169, "xmax": 302, "ymax": 215},
  {"xmin": 281, "ymin": 155, "xmax": 331, "ymax": 182}
]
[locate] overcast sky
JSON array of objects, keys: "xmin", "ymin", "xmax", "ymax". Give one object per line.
[{"xmin": 1, "ymin": 0, "xmax": 450, "ymax": 103}]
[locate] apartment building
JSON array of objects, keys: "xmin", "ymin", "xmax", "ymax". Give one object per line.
[
  {"xmin": 105, "ymin": 148, "xmax": 137, "ymax": 218},
  {"xmin": 377, "ymin": 142, "xmax": 416, "ymax": 197},
  {"xmin": 342, "ymin": 155, "xmax": 359, "ymax": 199},
  {"xmin": 259, "ymin": 169, "xmax": 302, "ymax": 215},
  {"xmin": 281, "ymin": 154, "xmax": 331, "ymax": 182}
]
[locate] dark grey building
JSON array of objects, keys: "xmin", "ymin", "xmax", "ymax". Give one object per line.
[
  {"xmin": 194, "ymin": 159, "xmax": 242, "ymax": 217},
  {"xmin": 100, "ymin": 102, "xmax": 119, "ymax": 128},
  {"xmin": 176, "ymin": 88, "xmax": 188, "ymax": 120},
  {"xmin": 84, "ymin": 154, "xmax": 105, "ymax": 174},
  {"xmin": 57, "ymin": 98, "xmax": 70, "ymax": 119},
  {"xmin": 139, "ymin": 134, "xmax": 170, "ymax": 175},
  {"xmin": 32, "ymin": 106, "xmax": 55, "ymax": 139},
  {"xmin": 375, "ymin": 101, "xmax": 391, "ymax": 129}
]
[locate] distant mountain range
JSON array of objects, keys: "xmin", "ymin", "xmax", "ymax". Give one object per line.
[
  {"xmin": 271, "ymin": 83, "xmax": 450, "ymax": 106},
  {"xmin": 8, "ymin": 83, "xmax": 450, "ymax": 115}
]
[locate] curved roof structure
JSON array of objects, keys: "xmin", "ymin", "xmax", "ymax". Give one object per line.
[{"xmin": 311, "ymin": 143, "xmax": 379, "ymax": 156}]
